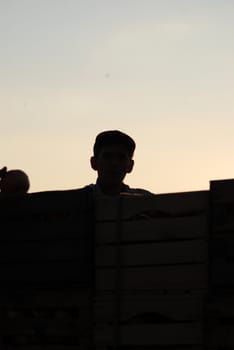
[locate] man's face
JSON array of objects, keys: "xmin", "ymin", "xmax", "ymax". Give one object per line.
[{"xmin": 91, "ymin": 144, "xmax": 134, "ymax": 186}]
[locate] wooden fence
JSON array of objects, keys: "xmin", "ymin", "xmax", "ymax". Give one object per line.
[{"xmin": 0, "ymin": 179, "xmax": 233, "ymax": 349}]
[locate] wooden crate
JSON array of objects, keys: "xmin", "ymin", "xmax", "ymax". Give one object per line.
[
  {"xmin": 4, "ymin": 181, "xmax": 234, "ymax": 349},
  {"xmin": 0, "ymin": 188, "xmax": 95, "ymax": 349},
  {"xmin": 94, "ymin": 291, "xmax": 206, "ymax": 348},
  {"xmin": 95, "ymin": 191, "xmax": 209, "ymax": 348},
  {"xmin": 95, "ymin": 191, "xmax": 209, "ymax": 292},
  {"xmin": 0, "ymin": 287, "xmax": 92, "ymax": 349},
  {"xmin": 0, "ymin": 189, "xmax": 95, "ymax": 286}
]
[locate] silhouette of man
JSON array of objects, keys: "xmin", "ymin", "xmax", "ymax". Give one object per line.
[{"xmin": 88, "ymin": 130, "xmax": 153, "ymax": 196}]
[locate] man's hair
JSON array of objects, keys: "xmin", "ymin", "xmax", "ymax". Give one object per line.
[{"xmin": 93, "ymin": 130, "xmax": 136, "ymax": 158}]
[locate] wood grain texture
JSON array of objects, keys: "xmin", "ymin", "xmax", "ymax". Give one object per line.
[
  {"xmin": 96, "ymin": 240, "xmax": 208, "ymax": 267},
  {"xmin": 96, "ymin": 264, "xmax": 208, "ymax": 291},
  {"xmin": 95, "ymin": 323, "xmax": 203, "ymax": 346},
  {"xmin": 96, "ymin": 191, "xmax": 208, "ymax": 221},
  {"xmin": 94, "ymin": 293, "xmax": 205, "ymax": 322},
  {"xmin": 96, "ymin": 215, "xmax": 208, "ymax": 244}
]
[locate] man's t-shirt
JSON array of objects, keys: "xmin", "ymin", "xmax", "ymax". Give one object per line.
[{"xmin": 88, "ymin": 182, "xmax": 154, "ymax": 196}]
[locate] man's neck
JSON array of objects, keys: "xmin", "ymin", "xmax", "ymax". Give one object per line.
[{"xmin": 97, "ymin": 180, "xmax": 124, "ymax": 195}]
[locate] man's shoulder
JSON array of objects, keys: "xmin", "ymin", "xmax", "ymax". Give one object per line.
[
  {"xmin": 85, "ymin": 183, "xmax": 154, "ymax": 196},
  {"xmin": 122, "ymin": 185, "xmax": 154, "ymax": 196}
]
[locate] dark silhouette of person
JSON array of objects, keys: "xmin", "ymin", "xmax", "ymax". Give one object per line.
[
  {"xmin": 0, "ymin": 167, "xmax": 30, "ymax": 194},
  {"xmin": 88, "ymin": 130, "xmax": 153, "ymax": 196}
]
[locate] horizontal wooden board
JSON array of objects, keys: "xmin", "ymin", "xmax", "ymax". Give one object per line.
[
  {"xmin": 0, "ymin": 239, "xmax": 92, "ymax": 263},
  {"xmin": 95, "ymin": 347, "xmax": 203, "ymax": 350},
  {"xmin": 0, "ymin": 344, "xmax": 88, "ymax": 350},
  {"xmin": 0, "ymin": 287, "xmax": 93, "ymax": 348},
  {"xmin": 0, "ymin": 220, "xmax": 93, "ymax": 241},
  {"xmin": 95, "ymin": 323, "xmax": 203, "ymax": 346},
  {"xmin": 0, "ymin": 318, "xmax": 89, "ymax": 336},
  {"xmin": 96, "ymin": 215, "xmax": 208, "ymax": 244},
  {"xmin": 94, "ymin": 293, "xmax": 205, "ymax": 323},
  {"xmin": 0, "ymin": 288, "xmax": 91, "ymax": 308},
  {"xmin": 0, "ymin": 261, "xmax": 92, "ymax": 284},
  {"xmin": 96, "ymin": 264, "xmax": 208, "ymax": 291},
  {"xmin": 96, "ymin": 240, "xmax": 208, "ymax": 267},
  {"xmin": 0, "ymin": 335, "xmax": 90, "ymax": 348},
  {"xmin": 0, "ymin": 188, "xmax": 94, "ymax": 213},
  {"xmin": 96, "ymin": 191, "xmax": 208, "ymax": 221},
  {"xmin": 0, "ymin": 189, "xmax": 95, "ymax": 242}
]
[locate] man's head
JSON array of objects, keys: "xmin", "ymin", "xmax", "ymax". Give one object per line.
[
  {"xmin": 90, "ymin": 130, "xmax": 136, "ymax": 193},
  {"xmin": 0, "ymin": 169, "xmax": 30, "ymax": 194},
  {"xmin": 93, "ymin": 130, "xmax": 136, "ymax": 159}
]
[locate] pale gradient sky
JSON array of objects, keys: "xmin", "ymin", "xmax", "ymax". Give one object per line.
[{"xmin": 1, "ymin": 0, "xmax": 234, "ymax": 194}]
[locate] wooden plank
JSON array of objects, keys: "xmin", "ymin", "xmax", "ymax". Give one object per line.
[
  {"xmin": 0, "ymin": 288, "xmax": 90, "ymax": 308},
  {"xmin": 0, "ymin": 190, "xmax": 95, "ymax": 349},
  {"xmin": 96, "ymin": 191, "xmax": 208, "ymax": 221},
  {"xmin": 0, "ymin": 335, "xmax": 87, "ymax": 348},
  {"xmin": 1, "ymin": 346, "xmax": 88, "ymax": 350},
  {"xmin": 0, "ymin": 220, "xmax": 91, "ymax": 241},
  {"xmin": 0, "ymin": 288, "xmax": 93, "ymax": 349},
  {"xmin": 95, "ymin": 323, "xmax": 203, "ymax": 346},
  {"xmin": 2, "ymin": 307, "xmax": 87, "ymax": 322},
  {"xmin": 0, "ymin": 318, "xmax": 88, "ymax": 336},
  {"xmin": 96, "ymin": 240, "xmax": 208, "ymax": 266},
  {"xmin": 0, "ymin": 309, "xmax": 89, "ymax": 331},
  {"xmin": 0, "ymin": 261, "xmax": 91, "ymax": 284},
  {"xmin": 96, "ymin": 264, "xmax": 208, "ymax": 291},
  {"xmin": 0, "ymin": 239, "xmax": 91, "ymax": 263},
  {"xmin": 95, "ymin": 347, "xmax": 203, "ymax": 350},
  {"xmin": 0, "ymin": 188, "xmax": 94, "ymax": 214},
  {"xmin": 0, "ymin": 332, "xmax": 91, "ymax": 347},
  {"xmin": 0, "ymin": 188, "xmax": 95, "ymax": 241},
  {"xmin": 94, "ymin": 293, "xmax": 205, "ymax": 323},
  {"xmin": 1, "ymin": 344, "xmax": 86, "ymax": 350},
  {"xmin": 96, "ymin": 214, "xmax": 208, "ymax": 244}
]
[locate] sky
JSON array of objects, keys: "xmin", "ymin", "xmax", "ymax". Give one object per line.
[{"xmin": 1, "ymin": 0, "xmax": 234, "ymax": 194}]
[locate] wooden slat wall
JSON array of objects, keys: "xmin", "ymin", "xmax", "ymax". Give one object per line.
[
  {"xmin": 95, "ymin": 191, "xmax": 209, "ymax": 349},
  {"xmin": 1, "ymin": 180, "xmax": 234, "ymax": 349},
  {"xmin": 96, "ymin": 190, "xmax": 208, "ymax": 221},
  {"xmin": 206, "ymin": 179, "xmax": 234, "ymax": 350},
  {"xmin": 0, "ymin": 189, "xmax": 94, "ymax": 285},
  {"xmin": 0, "ymin": 188, "xmax": 95, "ymax": 349}
]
